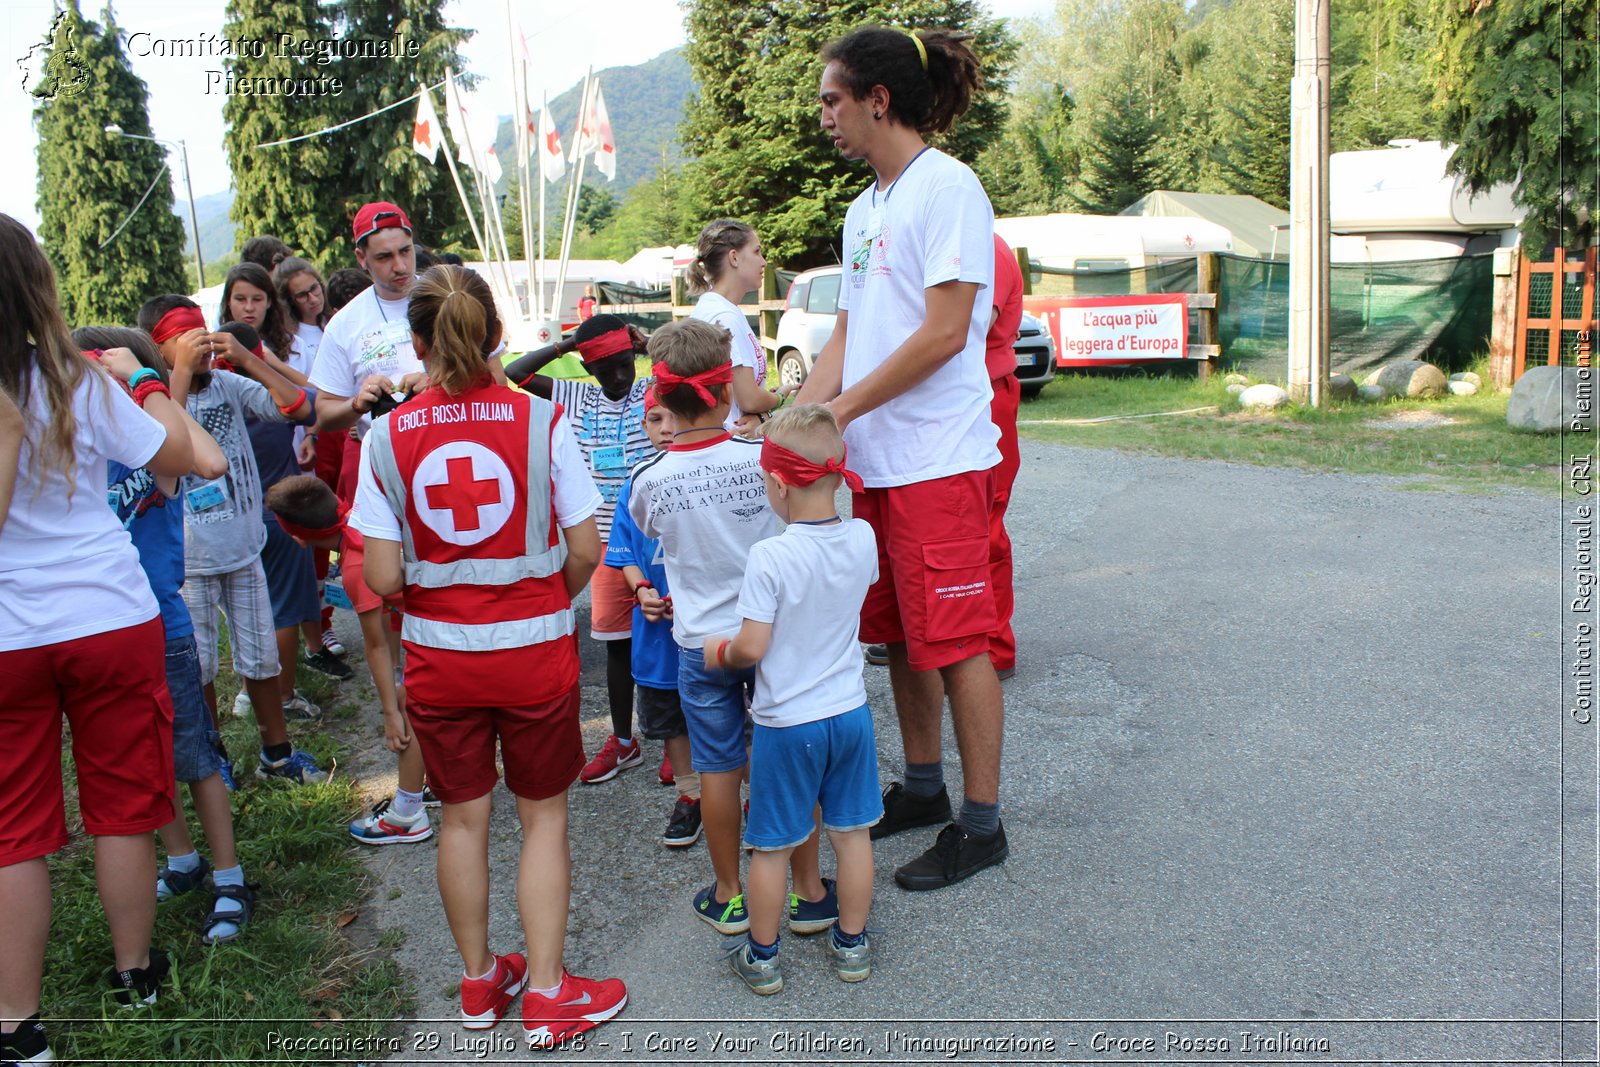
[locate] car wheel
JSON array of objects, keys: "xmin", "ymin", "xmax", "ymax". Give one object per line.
[
  {"xmin": 1021, "ymin": 383, "xmax": 1045, "ymax": 399},
  {"xmin": 778, "ymin": 351, "xmax": 808, "ymax": 390}
]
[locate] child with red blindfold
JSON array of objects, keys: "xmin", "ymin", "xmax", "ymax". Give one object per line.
[
  {"xmin": 702, "ymin": 404, "xmax": 881, "ymax": 995},
  {"xmin": 627, "ymin": 318, "xmax": 834, "ymax": 942},
  {"xmin": 263, "ymin": 475, "xmax": 434, "ymax": 846},
  {"xmin": 503, "ymin": 315, "xmax": 663, "ymax": 786}
]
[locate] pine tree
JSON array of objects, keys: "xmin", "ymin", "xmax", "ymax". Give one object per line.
[
  {"xmin": 1203, "ymin": 0, "xmax": 1294, "ymax": 207},
  {"xmin": 221, "ymin": 0, "xmax": 347, "ymax": 269},
  {"xmin": 1070, "ymin": 65, "xmax": 1163, "ymax": 214},
  {"xmin": 333, "ymin": 0, "xmax": 475, "ymax": 264},
  {"xmin": 680, "ymin": 0, "xmax": 1018, "ymax": 266},
  {"xmin": 34, "ymin": 2, "xmax": 188, "ymax": 323},
  {"xmin": 1433, "ymin": 0, "xmax": 1598, "ymax": 251}
]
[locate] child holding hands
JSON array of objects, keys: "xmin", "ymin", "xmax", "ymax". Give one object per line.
[{"xmin": 703, "ymin": 404, "xmax": 882, "ymax": 995}]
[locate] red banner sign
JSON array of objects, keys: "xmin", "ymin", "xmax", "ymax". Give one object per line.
[{"xmin": 1024, "ymin": 294, "xmax": 1191, "ymax": 367}]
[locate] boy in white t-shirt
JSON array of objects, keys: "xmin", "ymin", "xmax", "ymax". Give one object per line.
[
  {"xmin": 629, "ymin": 319, "xmax": 832, "ymax": 938},
  {"xmin": 704, "ymin": 404, "xmax": 882, "ymax": 995}
]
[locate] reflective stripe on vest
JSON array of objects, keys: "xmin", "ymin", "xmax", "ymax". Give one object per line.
[
  {"xmin": 402, "ymin": 606, "xmax": 577, "ymax": 652},
  {"xmin": 366, "ymin": 393, "xmax": 566, "ymax": 590}
]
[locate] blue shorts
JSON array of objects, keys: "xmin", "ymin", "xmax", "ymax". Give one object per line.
[
  {"xmin": 676, "ymin": 645, "xmax": 753, "ymax": 774},
  {"xmin": 260, "ymin": 513, "xmax": 321, "ymax": 630},
  {"xmin": 745, "ymin": 704, "xmax": 882, "ymax": 851},
  {"xmin": 165, "ymin": 633, "xmax": 223, "ymax": 784}
]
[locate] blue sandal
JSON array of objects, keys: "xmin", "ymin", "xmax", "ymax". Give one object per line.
[
  {"xmin": 156, "ymin": 855, "xmax": 211, "ymax": 902},
  {"xmin": 201, "ymin": 883, "xmax": 257, "ymax": 945}
]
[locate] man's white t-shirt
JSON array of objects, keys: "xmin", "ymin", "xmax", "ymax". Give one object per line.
[
  {"xmin": 308, "ymin": 288, "xmax": 420, "ymax": 400},
  {"xmin": 690, "ymin": 291, "xmax": 767, "ymax": 426},
  {"xmin": 627, "ymin": 434, "xmax": 778, "ymax": 647},
  {"xmin": 351, "ymin": 411, "xmax": 602, "ymax": 543},
  {"xmin": 738, "ymin": 519, "xmax": 878, "ymax": 727},
  {"xmin": 837, "ymin": 147, "xmax": 1000, "ymax": 488},
  {"xmin": 0, "ymin": 368, "xmax": 165, "ymax": 651}
]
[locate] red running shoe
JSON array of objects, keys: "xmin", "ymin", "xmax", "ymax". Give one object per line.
[
  {"xmin": 460, "ymin": 952, "xmax": 527, "ymax": 1030},
  {"xmin": 522, "ymin": 970, "xmax": 627, "ymax": 1048},
  {"xmin": 579, "ymin": 735, "xmax": 644, "ymax": 784}
]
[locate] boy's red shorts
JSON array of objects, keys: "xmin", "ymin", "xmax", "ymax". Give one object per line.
[
  {"xmin": 405, "ymin": 683, "xmax": 584, "ymax": 804},
  {"xmin": 340, "ymin": 532, "xmax": 403, "ymax": 616},
  {"xmin": 854, "ymin": 468, "xmax": 999, "ymax": 672},
  {"xmin": 0, "ymin": 617, "xmax": 175, "ymax": 866}
]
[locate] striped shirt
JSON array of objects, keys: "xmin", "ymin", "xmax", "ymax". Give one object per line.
[{"xmin": 548, "ymin": 377, "xmax": 654, "ymax": 542}]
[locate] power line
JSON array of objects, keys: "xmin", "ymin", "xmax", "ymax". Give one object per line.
[{"xmin": 98, "ymin": 162, "xmax": 170, "ymax": 252}]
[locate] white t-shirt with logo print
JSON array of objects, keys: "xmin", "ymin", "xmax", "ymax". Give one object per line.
[
  {"xmin": 837, "ymin": 147, "xmax": 1000, "ymax": 488},
  {"xmin": 309, "ymin": 288, "xmax": 421, "ymax": 401},
  {"xmin": 690, "ymin": 290, "xmax": 768, "ymax": 426}
]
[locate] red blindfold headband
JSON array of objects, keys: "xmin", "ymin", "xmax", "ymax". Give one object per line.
[
  {"xmin": 150, "ymin": 307, "xmax": 206, "ymax": 345},
  {"xmin": 651, "ymin": 361, "xmax": 732, "ymax": 407},
  {"xmin": 760, "ymin": 436, "xmax": 864, "ymax": 493},
  {"xmin": 274, "ymin": 501, "xmax": 349, "ymax": 544},
  {"xmin": 577, "ymin": 327, "xmax": 634, "ymax": 364}
]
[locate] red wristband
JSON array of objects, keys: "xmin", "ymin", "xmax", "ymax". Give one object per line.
[
  {"xmin": 131, "ymin": 380, "xmax": 171, "ymax": 408},
  {"xmin": 710, "ymin": 640, "xmax": 726, "ymax": 670},
  {"xmin": 632, "ymin": 580, "xmax": 653, "ymax": 597},
  {"xmin": 277, "ymin": 387, "xmax": 307, "ymax": 416}
]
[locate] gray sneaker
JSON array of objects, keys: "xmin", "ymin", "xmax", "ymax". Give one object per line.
[
  {"xmin": 830, "ymin": 929, "xmax": 872, "ymax": 983},
  {"xmin": 728, "ymin": 941, "xmax": 783, "ymax": 995},
  {"xmin": 281, "ymin": 690, "xmax": 322, "ymax": 720}
]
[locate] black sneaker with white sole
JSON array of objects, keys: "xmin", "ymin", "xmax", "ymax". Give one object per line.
[
  {"xmin": 303, "ymin": 649, "xmax": 353, "ymax": 680},
  {"xmin": 110, "ymin": 947, "xmax": 170, "ymax": 1008},
  {"xmin": 662, "ymin": 796, "xmax": 702, "ymax": 847},
  {"xmin": 0, "ymin": 1013, "xmax": 52, "ymax": 1064}
]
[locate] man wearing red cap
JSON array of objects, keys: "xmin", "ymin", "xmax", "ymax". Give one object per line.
[
  {"xmin": 503, "ymin": 315, "xmax": 660, "ymax": 784},
  {"xmin": 309, "ymin": 202, "xmax": 422, "ymax": 502}
]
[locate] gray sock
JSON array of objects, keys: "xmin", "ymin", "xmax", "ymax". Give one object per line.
[
  {"xmin": 903, "ymin": 761, "xmax": 944, "ymax": 798},
  {"xmin": 957, "ymin": 798, "xmax": 1000, "ymax": 838}
]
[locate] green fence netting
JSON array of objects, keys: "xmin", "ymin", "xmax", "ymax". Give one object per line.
[{"xmin": 1028, "ymin": 253, "xmax": 1493, "ymax": 381}]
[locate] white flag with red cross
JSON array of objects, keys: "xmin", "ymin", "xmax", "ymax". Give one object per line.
[
  {"xmin": 570, "ymin": 81, "xmax": 616, "ymax": 181},
  {"xmin": 538, "ymin": 93, "xmax": 565, "ymax": 183},
  {"xmin": 412, "ymin": 86, "xmax": 441, "ymax": 163}
]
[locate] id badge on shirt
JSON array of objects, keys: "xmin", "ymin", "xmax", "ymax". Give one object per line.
[
  {"xmin": 185, "ymin": 477, "xmax": 228, "ymax": 513},
  {"xmin": 382, "ymin": 320, "xmax": 411, "ymax": 347},
  {"xmin": 592, "ymin": 444, "xmax": 626, "ymax": 474}
]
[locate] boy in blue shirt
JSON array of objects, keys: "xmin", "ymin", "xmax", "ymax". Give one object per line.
[{"xmin": 607, "ymin": 391, "xmax": 702, "ymax": 845}]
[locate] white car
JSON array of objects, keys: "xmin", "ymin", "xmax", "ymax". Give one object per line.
[{"xmin": 774, "ymin": 265, "xmax": 1057, "ymax": 396}]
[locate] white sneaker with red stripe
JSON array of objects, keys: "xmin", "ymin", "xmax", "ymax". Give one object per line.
[
  {"xmin": 522, "ymin": 970, "xmax": 627, "ymax": 1048},
  {"xmin": 348, "ymin": 798, "xmax": 433, "ymax": 846},
  {"xmin": 460, "ymin": 952, "xmax": 527, "ymax": 1030}
]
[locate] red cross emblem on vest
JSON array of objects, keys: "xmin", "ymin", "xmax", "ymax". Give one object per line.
[{"xmin": 411, "ymin": 441, "xmax": 515, "ymax": 547}]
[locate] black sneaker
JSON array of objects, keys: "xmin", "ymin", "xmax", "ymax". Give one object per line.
[
  {"xmin": 0, "ymin": 1013, "xmax": 52, "ymax": 1064},
  {"xmin": 110, "ymin": 947, "xmax": 170, "ymax": 1008},
  {"xmin": 863, "ymin": 643, "xmax": 889, "ymax": 666},
  {"xmin": 662, "ymin": 796, "xmax": 702, "ymax": 848},
  {"xmin": 870, "ymin": 782, "xmax": 951, "ymax": 841},
  {"xmin": 303, "ymin": 649, "xmax": 353, "ymax": 680},
  {"xmin": 893, "ymin": 821, "xmax": 1009, "ymax": 891}
]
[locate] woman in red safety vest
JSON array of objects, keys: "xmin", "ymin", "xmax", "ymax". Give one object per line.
[{"xmin": 351, "ymin": 264, "xmax": 627, "ymax": 1047}]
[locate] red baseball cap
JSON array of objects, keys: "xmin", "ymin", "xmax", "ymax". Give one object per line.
[{"xmin": 352, "ymin": 201, "xmax": 411, "ymax": 245}]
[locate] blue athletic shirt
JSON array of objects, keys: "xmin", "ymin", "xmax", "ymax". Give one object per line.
[
  {"xmin": 107, "ymin": 461, "xmax": 193, "ymax": 640},
  {"xmin": 606, "ymin": 474, "xmax": 677, "ymax": 688}
]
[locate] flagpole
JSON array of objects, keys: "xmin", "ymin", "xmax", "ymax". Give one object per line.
[
  {"xmin": 537, "ymin": 90, "xmax": 551, "ymax": 315},
  {"xmin": 453, "ymin": 95, "xmax": 517, "ymax": 312},
  {"xmin": 505, "ymin": 3, "xmax": 534, "ymax": 321},
  {"xmin": 439, "ymin": 124, "xmax": 495, "ymax": 281},
  {"xmin": 552, "ymin": 68, "xmax": 593, "ymax": 322}
]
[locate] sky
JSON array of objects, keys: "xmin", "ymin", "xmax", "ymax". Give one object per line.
[{"xmin": 4, "ymin": 0, "xmax": 1046, "ymax": 234}]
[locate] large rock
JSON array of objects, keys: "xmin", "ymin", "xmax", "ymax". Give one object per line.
[
  {"xmin": 1226, "ymin": 382, "xmax": 1246, "ymax": 397},
  {"xmin": 1224, "ymin": 372, "xmax": 1251, "ymax": 386},
  {"xmin": 1238, "ymin": 383, "xmax": 1289, "ymax": 409},
  {"xmin": 1507, "ymin": 366, "xmax": 1596, "ymax": 433},
  {"xmin": 1328, "ymin": 373, "xmax": 1357, "ymax": 400},
  {"xmin": 1364, "ymin": 360, "xmax": 1448, "ymax": 398},
  {"xmin": 1448, "ymin": 380, "xmax": 1478, "ymax": 396},
  {"xmin": 1357, "ymin": 384, "xmax": 1387, "ymax": 402},
  {"xmin": 1450, "ymin": 371, "xmax": 1483, "ymax": 388}
]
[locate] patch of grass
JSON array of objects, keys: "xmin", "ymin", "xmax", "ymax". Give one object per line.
[
  {"xmin": 41, "ymin": 636, "xmax": 413, "ymax": 1063},
  {"xmin": 1020, "ymin": 365, "xmax": 1570, "ymax": 493}
]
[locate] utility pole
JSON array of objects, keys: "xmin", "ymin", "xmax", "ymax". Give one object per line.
[{"xmin": 1287, "ymin": 0, "xmax": 1330, "ymax": 405}]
